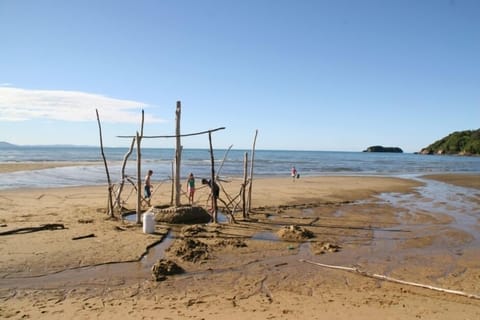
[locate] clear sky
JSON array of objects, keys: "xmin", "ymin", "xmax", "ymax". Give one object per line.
[{"xmin": 0, "ymin": 0, "xmax": 479, "ymax": 152}]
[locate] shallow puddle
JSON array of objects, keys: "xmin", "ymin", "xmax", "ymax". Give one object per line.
[
  {"xmin": 302, "ymin": 208, "xmax": 314, "ymax": 217},
  {"xmin": 1, "ymin": 231, "xmax": 174, "ymax": 290},
  {"xmin": 252, "ymin": 231, "xmax": 279, "ymax": 241},
  {"xmin": 378, "ymin": 177, "xmax": 480, "ymax": 243}
]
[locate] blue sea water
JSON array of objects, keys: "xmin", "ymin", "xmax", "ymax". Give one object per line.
[{"xmin": 0, "ymin": 146, "xmax": 479, "ymax": 190}]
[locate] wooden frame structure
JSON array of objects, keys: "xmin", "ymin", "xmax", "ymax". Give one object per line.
[
  {"xmin": 116, "ymin": 101, "xmax": 226, "ymax": 223},
  {"xmin": 97, "ymin": 101, "xmax": 257, "ymax": 224}
]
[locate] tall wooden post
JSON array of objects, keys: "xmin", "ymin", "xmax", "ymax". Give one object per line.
[
  {"xmin": 96, "ymin": 109, "xmax": 114, "ymax": 218},
  {"xmin": 242, "ymin": 152, "xmax": 248, "ymax": 218},
  {"xmin": 208, "ymin": 131, "xmax": 218, "ymax": 223},
  {"xmin": 175, "ymin": 101, "xmax": 182, "ymax": 207},
  {"xmin": 136, "ymin": 131, "xmax": 142, "ymax": 224},
  {"xmin": 170, "ymin": 161, "xmax": 174, "ymax": 206},
  {"xmin": 247, "ymin": 130, "xmax": 258, "ymax": 212}
]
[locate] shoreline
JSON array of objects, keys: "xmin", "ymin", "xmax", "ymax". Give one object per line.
[
  {"xmin": 2, "ymin": 161, "xmax": 479, "ymax": 191},
  {"xmin": 0, "ymin": 161, "xmax": 101, "ymax": 174},
  {"xmin": 421, "ymin": 173, "xmax": 480, "ymax": 189},
  {"xmin": 1, "ymin": 172, "xmax": 479, "ymax": 319}
]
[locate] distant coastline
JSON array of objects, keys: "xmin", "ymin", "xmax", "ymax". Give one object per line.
[
  {"xmin": 418, "ymin": 129, "xmax": 480, "ymax": 156},
  {"xmin": 0, "ymin": 141, "xmax": 94, "ymax": 148}
]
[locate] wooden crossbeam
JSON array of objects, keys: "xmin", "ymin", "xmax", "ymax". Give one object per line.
[{"xmin": 117, "ymin": 127, "xmax": 226, "ymax": 139}]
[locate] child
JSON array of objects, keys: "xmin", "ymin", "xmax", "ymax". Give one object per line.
[
  {"xmin": 144, "ymin": 170, "xmax": 153, "ymax": 206},
  {"xmin": 291, "ymin": 166, "xmax": 297, "ymax": 182},
  {"xmin": 186, "ymin": 173, "xmax": 195, "ymax": 204}
]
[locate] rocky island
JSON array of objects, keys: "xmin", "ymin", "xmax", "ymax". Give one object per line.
[{"xmin": 363, "ymin": 146, "xmax": 403, "ymax": 153}]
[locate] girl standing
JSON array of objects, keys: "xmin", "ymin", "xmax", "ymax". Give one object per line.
[{"xmin": 186, "ymin": 173, "xmax": 195, "ymax": 204}]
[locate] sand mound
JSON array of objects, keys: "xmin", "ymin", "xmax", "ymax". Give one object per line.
[
  {"xmin": 277, "ymin": 225, "xmax": 314, "ymax": 241},
  {"xmin": 151, "ymin": 259, "xmax": 184, "ymax": 281},
  {"xmin": 167, "ymin": 238, "xmax": 209, "ymax": 263},
  {"xmin": 152, "ymin": 206, "xmax": 211, "ymax": 224},
  {"xmin": 180, "ymin": 224, "xmax": 207, "ymax": 237},
  {"xmin": 312, "ymin": 242, "xmax": 342, "ymax": 254},
  {"xmin": 215, "ymin": 238, "xmax": 247, "ymax": 248}
]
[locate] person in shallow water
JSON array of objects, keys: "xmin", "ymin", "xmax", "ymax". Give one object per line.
[{"xmin": 291, "ymin": 166, "xmax": 299, "ymax": 181}]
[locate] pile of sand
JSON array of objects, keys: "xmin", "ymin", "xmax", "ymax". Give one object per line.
[
  {"xmin": 276, "ymin": 225, "xmax": 314, "ymax": 241},
  {"xmin": 152, "ymin": 205, "xmax": 211, "ymax": 224},
  {"xmin": 166, "ymin": 238, "xmax": 210, "ymax": 263},
  {"xmin": 151, "ymin": 258, "xmax": 184, "ymax": 281}
]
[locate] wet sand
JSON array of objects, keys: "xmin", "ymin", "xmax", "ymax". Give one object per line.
[
  {"xmin": 422, "ymin": 173, "xmax": 480, "ymax": 189},
  {"xmin": 0, "ymin": 166, "xmax": 479, "ymax": 319}
]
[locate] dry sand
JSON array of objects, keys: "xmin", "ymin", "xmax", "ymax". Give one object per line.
[{"xmin": 1, "ymin": 164, "xmax": 479, "ymax": 319}]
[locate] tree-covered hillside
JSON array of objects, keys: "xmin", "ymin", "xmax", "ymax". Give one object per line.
[{"xmin": 420, "ymin": 129, "xmax": 480, "ymax": 155}]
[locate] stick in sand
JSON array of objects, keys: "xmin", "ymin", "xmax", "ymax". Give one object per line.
[{"xmin": 300, "ymin": 259, "xmax": 480, "ymax": 300}]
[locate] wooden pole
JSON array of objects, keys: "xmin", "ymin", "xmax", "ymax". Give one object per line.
[
  {"xmin": 208, "ymin": 131, "xmax": 218, "ymax": 223},
  {"xmin": 117, "ymin": 127, "xmax": 225, "ymax": 139},
  {"xmin": 175, "ymin": 101, "xmax": 182, "ymax": 207},
  {"xmin": 247, "ymin": 130, "xmax": 258, "ymax": 212},
  {"xmin": 114, "ymin": 136, "xmax": 135, "ymax": 212},
  {"xmin": 242, "ymin": 152, "xmax": 248, "ymax": 218},
  {"xmin": 215, "ymin": 144, "xmax": 233, "ymax": 179},
  {"xmin": 136, "ymin": 131, "xmax": 142, "ymax": 224},
  {"xmin": 170, "ymin": 161, "xmax": 174, "ymax": 206},
  {"xmin": 136, "ymin": 111, "xmax": 145, "ymax": 224},
  {"xmin": 140, "ymin": 110, "xmax": 144, "ymax": 137},
  {"xmin": 95, "ymin": 109, "xmax": 114, "ymax": 218}
]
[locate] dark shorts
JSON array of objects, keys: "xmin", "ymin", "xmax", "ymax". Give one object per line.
[{"xmin": 144, "ymin": 186, "xmax": 151, "ymax": 198}]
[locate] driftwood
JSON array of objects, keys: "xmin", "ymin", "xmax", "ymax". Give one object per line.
[
  {"xmin": 96, "ymin": 109, "xmax": 114, "ymax": 217},
  {"xmin": 0, "ymin": 223, "xmax": 65, "ymax": 236},
  {"xmin": 117, "ymin": 121, "xmax": 226, "ymax": 209},
  {"xmin": 114, "ymin": 136, "xmax": 136, "ymax": 212},
  {"xmin": 136, "ymin": 111, "xmax": 145, "ymax": 223},
  {"xmin": 208, "ymin": 131, "xmax": 218, "ymax": 223},
  {"xmin": 242, "ymin": 152, "xmax": 249, "ymax": 218},
  {"xmin": 215, "ymin": 144, "xmax": 233, "ymax": 180},
  {"xmin": 117, "ymin": 127, "xmax": 226, "ymax": 139},
  {"xmin": 136, "ymin": 131, "xmax": 142, "ymax": 223},
  {"xmin": 216, "ymin": 196, "xmax": 237, "ymax": 223},
  {"xmin": 300, "ymin": 259, "xmax": 480, "ymax": 300},
  {"xmin": 170, "ymin": 162, "xmax": 174, "ymax": 205},
  {"xmin": 115, "ymin": 105, "xmax": 227, "ymax": 217},
  {"xmin": 72, "ymin": 233, "xmax": 96, "ymax": 240},
  {"xmin": 247, "ymin": 130, "xmax": 258, "ymax": 212},
  {"xmin": 174, "ymin": 101, "xmax": 182, "ymax": 206},
  {"xmin": 214, "ymin": 145, "xmax": 240, "ymax": 223}
]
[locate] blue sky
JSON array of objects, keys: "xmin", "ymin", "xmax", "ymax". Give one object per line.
[{"xmin": 0, "ymin": 0, "xmax": 479, "ymax": 152}]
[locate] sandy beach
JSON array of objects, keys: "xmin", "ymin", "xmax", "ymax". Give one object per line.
[{"xmin": 0, "ymin": 163, "xmax": 479, "ymax": 319}]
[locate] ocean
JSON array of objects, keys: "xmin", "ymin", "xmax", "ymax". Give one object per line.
[{"xmin": 1, "ymin": 146, "xmax": 479, "ymax": 190}]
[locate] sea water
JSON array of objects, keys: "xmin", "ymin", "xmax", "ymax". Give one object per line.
[{"xmin": 0, "ymin": 146, "xmax": 479, "ymax": 190}]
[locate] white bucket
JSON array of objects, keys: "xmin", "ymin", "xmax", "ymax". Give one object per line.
[{"xmin": 142, "ymin": 212, "xmax": 155, "ymax": 234}]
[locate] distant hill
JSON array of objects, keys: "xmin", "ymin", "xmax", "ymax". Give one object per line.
[
  {"xmin": 363, "ymin": 146, "xmax": 403, "ymax": 153},
  {"xmin": 420, "ymin": 129, "xmax": 480, "ymax": 155},
  {"xmin": 0, "ymin": 141, "xmax": 17, "ymax": 148}
]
